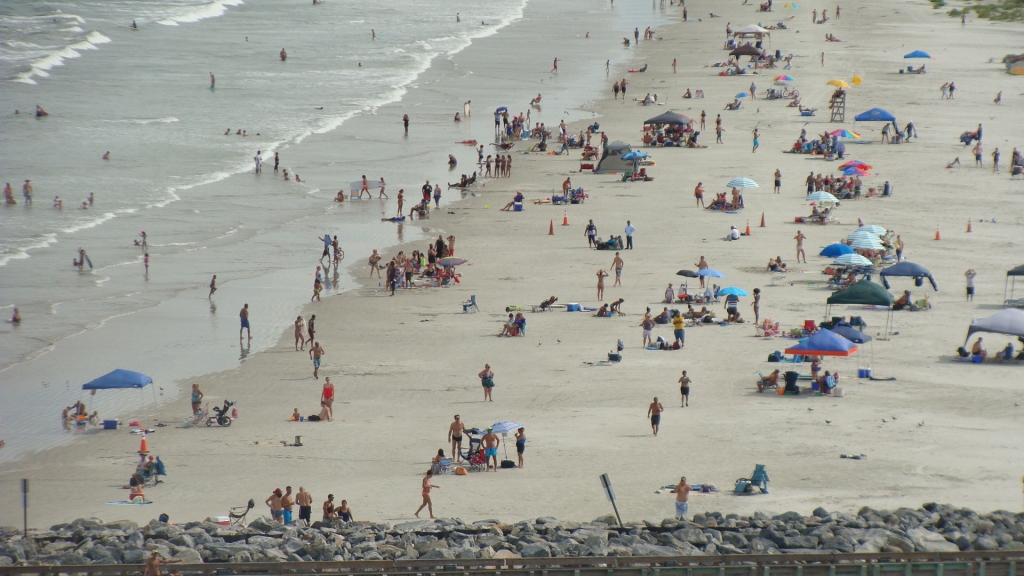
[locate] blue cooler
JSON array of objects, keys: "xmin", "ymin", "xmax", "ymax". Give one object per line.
[
  {"xmin": 102, "ymin": 420, "xmax": 118, "ymax": 430},
  {"xmin": 566, "ymin": 303, "xmax": 581, "ymax": 312},
  {"xmin": 513, "ymin": 203, "xmax": 523, "ymax": 212}
]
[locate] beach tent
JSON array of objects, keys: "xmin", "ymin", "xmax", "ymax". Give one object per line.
[
  {"xmin": 733, "ymin": 24, "xmax": 771, "ymax": 38},
  {"xmin": 903, "ymin": 50, "xmax": 932, "ymax": 59},
  {"xmin": 854, "ymin": 108, "xmax": 896, "ymax": 122},
  {"xmin": 880, "ymin": 261, "xmax": 937, "ymax": 291},
  {"xmin": 82, "ymin": 369, "xmax": 157, "ymax": 431},
  {"xmin": 1004, "ymin": 265, "xmax": 1024, "ymax": 307},
  {"xmin": 644, "ymin": 111, "xmax": 693, "ymax": 126},
  {"xmin": 826, "ymin": 279, "xmax": 894, "ymax": 337},
  {"xmin": 595, "ymin": 141, "xmax": 634, "ymax": 173},
  {"xmin": 785, "ymin": 329, "xmax": 858, "ymax": 357},
  {"xmin": 828, "ymin": 326, "xmax": 871, "ymax": 344},
  {"xmin": 965, "ymin": 308, "xmax": 1024, "ymax": 343},
  {"xmin": 730, "ymin": 44, "xmax": 762, "ymax": 57}
]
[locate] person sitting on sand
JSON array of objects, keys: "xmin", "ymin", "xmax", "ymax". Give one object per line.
[
  {"xmin": 130, "ymin": 483, "xmax": 145, "ymax": 502},
  {"xmin": 724, "ymin": 294, "xmax": 742, "ymax": 322},
  {"xmin": 725, "ymin": 99, "xmax": 741, "ymax": 110},
  {"xmin": 539, "ymin": 295, "xmax": 557, "ymax": 310},
  {"xmin": 432, "ymin": 449, "xmax": 447, "ymax": 466},
  {"xmin": 499, "ymin": 191, "xmax": 524, "ymax": 211},
  {"xmin": 757, "ymin": 369, "xmax": 780, "ymax": 392},
  {"xmin": 972, "ymin": 338, "xmax": 987, "ymax": 360},
  {"xmin": 594, "ymin": 303, "xmax": 610, "ymax": 317},
  {"xmin": 682, "ymin": 89, "xmax": 692, "ymax": 99},
  {"xmin": 993, "ymin": 342, "xmax": 1014, "ymax": 362},
  {"xmin": 499, "ymin": 313, "xmax": 516, "ymax": 337},
  {"xmin": 892, "ymin": 290, "xmax": 911, "ymax": 311},
  {"xmin": 334, "ymin": 191, "xmax": 346, "ymax": 202},
  {"xmin": 654, "ymin": 307, "xmax": 671, "ymax": 324},
  {"xmin": 726, "ymin": 226, "xmax": 740, "ymax": 241},
  {"xmin": 291, "ymin": 409, "xmax": 300, "ymax": 421}
]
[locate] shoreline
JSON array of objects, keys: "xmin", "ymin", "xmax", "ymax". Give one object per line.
[{"xmin": 3, "ymin": 0, "xmax": 1024, "ymax": 529}]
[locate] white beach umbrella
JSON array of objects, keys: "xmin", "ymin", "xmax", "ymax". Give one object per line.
[{"xmin": 832, "ymin": 254, "xmax": 872, "ymax": 267}]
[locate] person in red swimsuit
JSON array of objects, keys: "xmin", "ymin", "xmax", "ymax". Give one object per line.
[{"xmin": 320, "ymin": 378, "xmax": 334, "ymax": 421}]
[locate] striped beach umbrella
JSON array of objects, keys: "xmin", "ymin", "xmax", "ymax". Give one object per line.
[
  {"xmin": 726, "ymin": 177, "xmax": 759, "ymax": 189},
  {"xmin": 833, "ymin": 254, "xmax": 872, "ymax": 267}
]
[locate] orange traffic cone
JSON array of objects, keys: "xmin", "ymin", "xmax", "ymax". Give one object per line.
[
  {"xmin": 966, "ymin": 219, "xmax": 972, "ymax": 233},
  {"xmin": 139, "ymin": 434, "xmax": 149, "ymax": 454},
  {"xmin": 745, "ymin": 220, "xmax": 752, "ymax": 236},
  {"xmin": 562, "ymin": 210, "xmax": 569, "ymax": 226},
  {"xmin": 548, "ymin": 220, "xmax": 554, "ymax": 235},
  {"xmin": 760, "ymin": 212, "xmax": 766, "ymax": 228},
  {"xmin": 935, "ymin": 227, "xmax": 941, "ymax": 240}
]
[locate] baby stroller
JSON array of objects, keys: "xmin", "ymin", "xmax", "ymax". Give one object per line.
[
  {"xmin": 959, "ymin": 130, "xmax": 979, "ymax": 146},
  {"xmin": 206, "ymin": 400, "xmax": 236, "ymax": 427},
  {"xmin": 460, "ymin": 428, "xmax": 487, "ymax": 471}
]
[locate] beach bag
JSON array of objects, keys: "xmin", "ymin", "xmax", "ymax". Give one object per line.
[
  {"xmin": 308, "ymin": 415, "xmax": 321, "ymax": 422},
  {"xmin": 608, "ymin": 352, "xmax": 622, "ymax": 362},
  {"xmin": 768, "ymin": 352, "xmax": 780, "ymax": 362},
  {"xmin": 501, "ymin": 460, "xmax": 516, "ymax": 469},
  {"xmin": 454, "ymin": 467, "xmax": 468, "ymax": 475}
]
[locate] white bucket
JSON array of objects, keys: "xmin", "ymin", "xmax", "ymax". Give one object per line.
[{"xmin": 834, "ymin": 387, "xmax": 844, "ymax": 398}]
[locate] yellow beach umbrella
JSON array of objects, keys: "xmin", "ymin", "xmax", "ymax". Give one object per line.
[
  {"xmin": 851, "ymin": 74, "xmax": 863, "ymax": 86},
  {"xmin": 827, "ymin": 79, "xmax": 850, "ymax": 88}
]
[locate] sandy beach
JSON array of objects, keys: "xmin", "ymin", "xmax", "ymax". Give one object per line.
[{"xmin": 2, "ymin": 0, "xmax": 1024, "ymax": 530}]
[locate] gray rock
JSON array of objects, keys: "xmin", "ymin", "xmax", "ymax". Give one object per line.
[
  {"xmin": 122, "ymin": 548, "xmax": 146, "ymax": 564},
  {"xmin": 674, "ymin": 528, "xmax": 709, "ymax": 546},
  {"xmin": 722, "ymin": 532, "xmax": 749, "ymax": 548},
  {"xmin": 593, "ymin": 515, "xmax": 618, "ymax": 526},
  {"xmin": 361, "ymin": 551, "xmax": 383, "ymax": 561},
  {"xmin": 264, "ymin": 548, "xmax": 288, "ymax": 561},
  {"xmin": 394, "ymin": 520, "xmax": 439, "ymax": 533},
  {"xmin": 169, "ymin": 534, "xmax": 195, "ymax": 549},
  {"xmin": 173, "ymin": 549, "xmax": 203, "ymax": 564},
  {"xmin": 520, "ymin": 543, "xmax": 551, "ymax": 558},
  {"xmin": 907, "ymin": 528, "xmax": 959, "ymax": 552},
  {"xmin": 631, "ymin": 543, "xmax": 681, "ymax": 557},
  {"xmin": 975, "ymin": 536, "xmax": 1000, "ymax": 551},
  {"xmin": 0, "ymin": 556, "xmax": 13, "ymax": 567},
  {"xmin": 813, "ymin": 507, "xmax": 830, "ymax": 519},
  {"xmin": 421, "ymin": 547, "xmax": 455, "ymax": 560}
]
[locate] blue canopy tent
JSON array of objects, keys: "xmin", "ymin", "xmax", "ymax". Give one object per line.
[
  {"xmin": 880, "ymin": 261, "xmax": 937, "ymax": 291},
  {"xmin": 784, "ymin": 329, "xmax": 858, "ymax": 357},
  {"xmin": 854, "ymin": 108, "xmax": 896, "ymax": 122},
  {"xmin": 827, "ymin": 325, "xmax": 871, "ymax": 343},
  {"xmin": 82, "ymin": 369, "xmax": 157, "ymax": 431},
  {"xmin": 903, "ymin": 50, "xmax": 932, "ymax": 59}
]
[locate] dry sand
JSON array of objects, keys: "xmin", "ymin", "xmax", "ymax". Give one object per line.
[{"xmin": 3, "ymin": 0, "xmax": 1024, "ymax": 528}]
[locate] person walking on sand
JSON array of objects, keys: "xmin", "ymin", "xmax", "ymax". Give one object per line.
[
  {"xmin": 515, "ymin": 427, "xmax": 526, "ymax": 468},
  {"xmin": 239, "ymin": 303, "xmax": 251, "ymax": 340},
  {"xmin": 992, "ymin": 148, "xmax": 1000, "ymax": 173},
  {"xmin": 585, "ymin": 219, "xmax": 597, "ymax": 248},
  {"xmin": 294, "ymin": 316, "xmax": 306, "ymax": 351},
  {"xmin": 672, "ymin": 58, "xmax": 677, "ymax": 73},
  {"xmin": 612, "ymin": 252, "xmax": 624, "ymax": 286},
  {"xmin": 647, "ymin": 397, "xmax": 664, "ymax": 436},
  {"xmin": 894, "ymin": 235, "xmax": 904, "ymax": 261},
  {"xmin": 751, "ymin": 288, "xmax": 761, "ymax": 324},
  {"xmin": 678, "ymin": 371, "xmax": 691, "ymax": 406},
  {"xmin": 596, "ymin": 269, "xmax": 609, "ymax": 299},
  {"xmin": 448, "ymin": 415, "xmax": 466, "ymax": 462},
  {"xmin": 254, "ymin": 150, "xmax": 262, "ymax": 174},
  {"xmin": 309, "ymin": 342, "xmax": 324, "ymax": 379},
  {"xmin": 479, "ymin": 364, "xmax": 494, "ymax": 401},
  {"xmin": 751, "ymin": 128, "xmax": 760, "ymax": 153},
  {"xmin": 190, "ymin": 383, "xmax": 204, "ymax": 415},
  {"xmin": 965, "ymin": 268, "xmax": 977, "ymax": 301},
  {"xmin": 624, "ymin": 220, "xmax": 635, "ymax": 249},
  {"xmin": 640, "ymin": 313, "xmax": 655, "ymax": 347},
  {"xmin": 672, "ymin": 312, "xmax": 685, "ymax": 348},
  {"xmin": 671, "ymin": 476, "xmax": 692, "ymax": 519},
  {"xmin": 795, "ymin": 230, "xmax": 807, "ymax": 263},
  {"xmin": 403, "ymin": 114, "xmax": 409, "ymax": 133},
  {"xmin": 774, "ymin": 168, "xmax": 782, "ymax": 193},
  {"xmin": 306, "ymin": 314, "xmax": 316, "ymax": 345},
  {"xmin": 482, "ymin": 427, "xmax": 500, "ymax": 471},
  {"xmin": 694, "ymin": 182, "xmax": 705, "ymax": 207},
  {"xmin": 414, "ymin": 470, "xmax": 439, "ymax": 518},
  {"xmin": 995, "ymin": 91, "xmax": 1002, "ymax": 105},
  {"xmin": 208, "ymin": 275, "xmax": 217, "ymax": 298},
  {"xmin": 551, "ymin": 57, "xmax": 558, "ymax": 73},
  {"xmin": 321, "ymin": 377, "xmax": 334, "ymax": 421}
]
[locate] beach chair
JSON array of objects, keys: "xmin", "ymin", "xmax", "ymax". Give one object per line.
[
  {"xmin": 734, "ymin": 464, "xmax": 770, "ymax": 495},
  {"xmin": 229, "ymin": 499, "xmax": 255, "ymax": 526},
  {"xmin": 803, "ymin": 319, "xmax": 818, "ymax": 333},
  {"xmin": 182, "ymin": 405, "xmax": 208, "ymax": 428},
  {"xmin": 462, "ymin": 295, "xmax": 479, "ymax": 313},
  {"xmin": 756, "ymin": 372, "xmax": 779, "ymax": 392},
  {"xmin": 432, "ymin": 458, "xmax": 452, "ymax": 475}
]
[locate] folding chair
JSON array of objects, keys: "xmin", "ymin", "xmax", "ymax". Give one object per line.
[
  {"xmin": 462, "ymin": 295, "xmax": 479, "ymax": 313},
  {"xmin": 734, "ymin": 464, "xmax": 770, "ymax": 495},
  {"xmin": 229, "ymin": 499, "xmax": 255, "ymax": 526},
  {"xmin": 803, "ymin": 319, "xmax": 818, "ymax": 333}
]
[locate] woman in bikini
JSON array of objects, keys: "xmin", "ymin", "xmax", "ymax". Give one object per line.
[
  {"xmin": 294, "ymin": 316, "xmax": 305, "ymax": 351},
  {"xmin": 414, "ymin": 470, "xmax": 440, "ymax": 518}
]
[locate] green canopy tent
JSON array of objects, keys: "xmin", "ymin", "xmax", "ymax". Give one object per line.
[
  {"xmin": 826, "ymin": 279, "xmax": 895, "ymax": 338},
  {"xmin": 1004, "ymin": 264, "xmax": 1024, "ymax": 307}
]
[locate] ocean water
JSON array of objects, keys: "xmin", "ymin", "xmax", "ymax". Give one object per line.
[{"xmin": 0, "ymin": 0, "xmax": 672, "ymax": 463}]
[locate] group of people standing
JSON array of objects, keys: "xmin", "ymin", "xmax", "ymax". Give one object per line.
[{"xmin": 265, "ymin": 486, "xmax": 352, "ymax": 524}]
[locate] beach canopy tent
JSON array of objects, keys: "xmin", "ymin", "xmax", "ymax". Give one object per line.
[
  {"xmin": 964, "ymin": 308, "xmax": 1024, "ymax": 343},
  {"xmin": 81, "ymin": 369, "xmax": 157, "ymax": 430},
  {"xmin": 730, "ymin": 44, "xmax": 763, "ymax": 57},
  {"xmin": 1005, "ymin": 265, "xmax": 1024, "ymax": 307},
  {"xmin": 903, "ymin": 50, "xmax": 932, "ymax": 59},
  {"xmin": 733, "ymin": 24, "xmax": 771, "ymax": 38},
  {"xmin": 854, "ymin": 108, "xmax": 896, "ymax": 122},
  {"xmin": 644, "ymin": 111, "xmax": 693, "ymax": 126},
  {"xmin": 828, "ymin": 325, "xmax": 872, "ymax": 344},
  {"xmin": 826, "ymin": 279, "xmax": 894, "ymax": 337},
  {"xmin": 595, "ymin": 141, "xmax": 634, "ymax": 173},
  {"xmin": 880, "ymin": 261, "xmax": 937, "ymax": 291},
  {"xmin": 785, "ymin": 329, "xmax": 858, "ymax": 357}
]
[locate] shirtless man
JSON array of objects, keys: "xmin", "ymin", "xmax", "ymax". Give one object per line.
[
  {"xmin": 695, "ymin": 256, "xmax": 709, "ymax": 287},
  {"xmin": 280, "ymin": 486, "xmax": 295, "ymax": 524},
  {"xmin": 647, "ymin": 397, "xmax": 664, "ymax": 436},
  {"xmin": 359, "ymin": 175, "xmax": 371, "ymax": 199},
  {"xmin": 414, "ymin": 470, "xmax": 440, "ymax": 518},
  {"xmin": 670, "ymin": 476, "xmax": 693, "ymax": 519},
  {"xmin": 22, "ymin": 180, "xmax": 33, "ymax": 204},
  {"xmin": 239, "ymin": 303, "xmax": 251, "ymax": 340},
  {"xmin": 322, "ymin": 494, "xmax": 336, "ymax": 521},
  {"xmin": 678, "ymin": 370, "xmax": 692, "ymax": 407},
  {"xmin": 794, "ymin": 230, "xmax": 807, "ymax": 263},
  {"xmin": 295, "ymin": 486, "xmax": 313, "ymax": 524},
  {"xmin": 309, "ymin": 342, "xmax": 325, "ymax": 379},
  {"xmin": 209, "ymin": 275, "xmax": 217, "ymax": 298},
  {"xmin": 611, "ymin": 252, "xmax": 624, "ymax": 287},
  {"xmin": 448, "ymin": 415, "xmax": 466, "ymax": 462},
  {"xmin": 143, "ymin": 553, "xmax": 181, "ymax": 576},
  {"xmin": 265, "ymin": 488, "xmax": 284, "ymax": 523},
  {"xmin": 481, "ymin": 427, "xmax": 500, "ymax": 471}
]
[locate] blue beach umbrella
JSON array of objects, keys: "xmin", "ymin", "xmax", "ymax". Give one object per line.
[
  {"xmin": 621, "ymin": 151, "xmax": 650, "ymax": 160},
  {"xmin": 820, "ymin": 243, "xmax": 854, "ymax": 258},
  {"xmin": 903, "ymin": 50, "xmax": 932, "ymax": 59},
  {"xmin": 697, "ymin": 269, "xmax": 725, "ymax": 278},
  {"xmin": 718, "ymin": 286, "xmax": 749, "ymax": 296},
  {"xmin": 854, "ymin": 108, "xmax": 896, "ymax": 122},
  {"xmin": 496, "ymin": 106, "xmax": 508, "ymax": 112},
  {"xmin": 736, "ymin": 92, "xmax": 749, "ymax": 98},
  {"xmin": 490, "ymin": 420, "xmax": 522, "ymax": 434}
]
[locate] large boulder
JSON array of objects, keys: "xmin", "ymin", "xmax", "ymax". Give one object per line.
[
  {"xmin": 520, "ymin": 543, "xmax": 551, "ymax": 558},
  {"xmin": 173, "ymin": 549, "xmax": 203, "ymax": 564},
  {"xmin": 907, "ymin": 528, "xmax": 958, "ymax": 552}
]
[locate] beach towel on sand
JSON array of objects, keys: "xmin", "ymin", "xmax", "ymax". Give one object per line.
[{"xmin": 107, "ymin": 500, "xmax": 152, "ymax": 505}]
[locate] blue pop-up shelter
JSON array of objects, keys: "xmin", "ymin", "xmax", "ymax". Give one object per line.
[
  {"xmin": 880, "ymin": 261, "xmax": 938, "ymax": 291},
  {"xmin": 903, "ymin": 50, "xmax": 932, "ymax": 59},
  {"xmin": 784, "ymin": 329, "xmax": 859, "ymax": 357},
  {"xmin": 82, "ymin": 369, "xmax": 156, "ymax": 431},
  {"xmin": 854, "ymin": 108, "xmax": 896, "ymax": 122}
]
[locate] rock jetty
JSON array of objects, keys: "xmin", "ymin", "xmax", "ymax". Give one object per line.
[{"xmin": 2, "ymin": 504, "xmax": 1023, "ymax": 566}]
